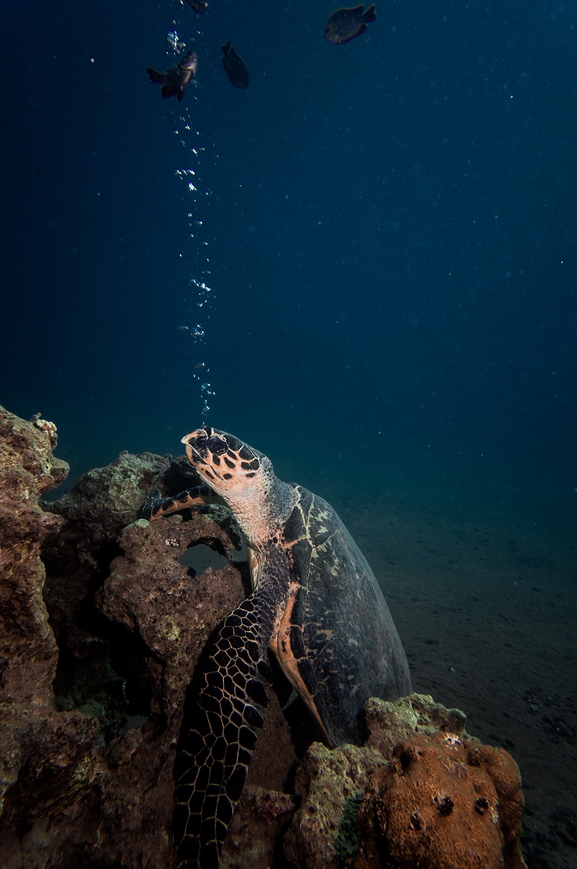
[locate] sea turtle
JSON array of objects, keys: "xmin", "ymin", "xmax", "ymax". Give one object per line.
[{"xmin": 143, "ymin": 426, "xmax": 412, "ymax": 868}]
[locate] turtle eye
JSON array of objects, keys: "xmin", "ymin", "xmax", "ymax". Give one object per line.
[
  {"xmin": 194, "ymin": 430, "xmax": 208, "ymax": 450},
  {"xmin": 207, "ymin": 434, "xmax": 228, "ymax": 456}
]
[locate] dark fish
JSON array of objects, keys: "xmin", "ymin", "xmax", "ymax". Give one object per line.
[
  {"xmin": 324, "ymin": 4, "xmax": 377, "ymax": 44},
  {"xmin": 186, "ymin": 0, "xmax": 208, "ymax": 13},
  {"xmin": 221, "ymin": 40, "xmax": 249, "ymax": 89},
  {"xmin": 146, "ymin": 49, "xmax": 198, "ymax": 102}
]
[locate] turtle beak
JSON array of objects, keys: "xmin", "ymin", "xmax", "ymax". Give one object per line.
[{"xmin": 181, "ymin": 428, "xmax": 210, "ymax": 465}]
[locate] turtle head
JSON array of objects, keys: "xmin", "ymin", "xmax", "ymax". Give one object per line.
[
  {"xmin": 181, "ymin": 427, "xmax": 265, "ymax": 490},
  {"xmin": 181, "ymin": 427, "xmax": 296, "ymax": 546}
]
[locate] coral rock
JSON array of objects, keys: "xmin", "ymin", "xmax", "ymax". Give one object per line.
[
  {"xmin": 355, "ymin": 731, "xmax": 526, "ymax": 869},
  {"xmin": 222, "ymin": 785, "xmax": 296, "ymax": 869},
  {"xmin": 283, "ymin": 742, "xmax": 387, "ymax": 869},
  {"xmin": 0, "ymin": 407, "xmax": 102, "ymax": 868},
  {"xmin": 284, "ymin": 695, "xmax": 525, "ymax": 869},
  {"xmin": 467, "ymin": 744, "xmax": 526, "ymax": 869},
  {"xmin": 363, "ymin": 693, "xmax": 467, "ymax": 758},
  {"xmin": 0, "ymin": 405, "xmax": 71, "ymax": 807},
  {"xmin": 97, "ymin": 513, "xmax": 246, "ymax": 723},
  {"xmin": 46, "ymin": 449, "xmax": 173, "ymax": 545}
]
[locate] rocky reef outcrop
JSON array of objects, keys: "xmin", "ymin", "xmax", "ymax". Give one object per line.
[
  {"xmin": 0, "ymin": 406, "xmax": 251, "ymax": 868},
  {"xmin": 286, "ymin": 694, "xmax": 525, "ymax": 869},
  {"xmin": 354, "ymin": 729, "xmax": 525, "ymax": 869},
  {"xmin": 0, "ymin": 406, "xmax": 526, "ymax": 869}
]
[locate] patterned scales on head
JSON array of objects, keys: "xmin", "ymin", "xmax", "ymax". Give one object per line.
[{"xmin": 142, "ymin": 426, "xmax": 412, "ymax": 869}]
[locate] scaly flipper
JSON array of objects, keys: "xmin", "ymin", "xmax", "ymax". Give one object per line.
[
  {"xmin": 140, "ymin": 486, "xmax": 215, "ymax": 521},
  {"xmin": 173, "ymin": 563, "xmax": 287, "ymax": 869}
]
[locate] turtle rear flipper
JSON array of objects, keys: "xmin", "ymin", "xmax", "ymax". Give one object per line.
[{"xmin": 173, "ymin": 589, "xmax": 277, "ymax": 868}]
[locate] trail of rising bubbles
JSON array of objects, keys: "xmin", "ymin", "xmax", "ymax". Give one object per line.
[{"xmin": 171, "ymin": 24, "xmax": 215, "ymax": 418}]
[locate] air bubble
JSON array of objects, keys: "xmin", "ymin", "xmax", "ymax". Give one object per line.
[{"xmin": 175, "ymin": 117, "xmax": 216, "ymax": 417}]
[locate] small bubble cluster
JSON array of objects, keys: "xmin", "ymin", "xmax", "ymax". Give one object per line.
[
  {"xmin": 165, "ymin": 22, "xmax": 186, "ymax": 54},
  {"xmin": 175, "ymin": 167, "xmax": 197, "ymax": 193},
  {"xmin": 189, "ymin": 276, "xmax": 213, "ymax": 309}
]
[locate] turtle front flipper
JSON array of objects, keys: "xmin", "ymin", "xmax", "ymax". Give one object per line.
[
  {"xmin": 140, "ymin": 486, "xmax": 214, "ymax": 520},
  {"xmin": 173, "ymin": 588, "xmax": 277, "ymax": 869}
]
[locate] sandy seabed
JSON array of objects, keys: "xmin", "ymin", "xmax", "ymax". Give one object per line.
[{"xmin": 326, "ymin": 470, "xmax": 577, "ymax": 869}]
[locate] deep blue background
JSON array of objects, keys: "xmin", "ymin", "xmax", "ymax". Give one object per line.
[{"xmin": 2, "ymin": 0, "xmax": 577, "ymax": 510}]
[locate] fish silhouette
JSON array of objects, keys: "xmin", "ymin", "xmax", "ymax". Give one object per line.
[
  {"xmin": 221, "ymin": 40, "xmax": 249, "ymax": 89},
  {"xmin": 186, "ymin": 0, "xmax": 208, "ymax": 13},
  {"xmin": 324, "ymin": 4, "xmax": 377, "ymax": 44},
  {"xmin": 146, "ymin": 49, "xmax": 198, "ymax": 102}
]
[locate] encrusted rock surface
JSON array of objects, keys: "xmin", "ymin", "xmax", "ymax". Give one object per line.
[
  {"xmin": 0, "ymin": 405, "xmax": 68, "ymax": 711},
  {"xmin": 363, "ymin": 693, "xmax": 467, "ymax": 758},
  {"xmin": 284, "ymin": 742, "xmax": 386, "ymax": 869},
  {"xmin": 355, "ymin": 731, "xmax": 525, "ymax": 869},
  {"xmin": 285, "ymin": 694, "xmax": 452, "ymax": 868},
  {"xmin": 0, "ymin": 405, "xmax": 74, "ymax": 846},
  {"xmin": 46, "ymin": 449, "xmax": 173, "ymax": 545},
  {"xmin": 222, "ymin": 785, "xmax": 296, "ymax": 869},
  {"xmin": 98, "ymin": 514, "xmax": 244, "ymax": 724},
  {"xmin": 284, "ymin": 694, "xmax": 525, "ymax": 869}
]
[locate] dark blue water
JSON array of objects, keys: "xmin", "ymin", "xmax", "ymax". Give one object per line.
[
  {"xmin": 2, "ymin": 0, "xmax": 577, "ymax": 859},
  {"xmin": 3, "ymin": 0, "xmax": 576, "ymax": 495}
]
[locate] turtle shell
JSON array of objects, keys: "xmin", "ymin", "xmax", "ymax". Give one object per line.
[{"xmin": 275, "ymin": 485, "xmax": 412, "ymax": 746}]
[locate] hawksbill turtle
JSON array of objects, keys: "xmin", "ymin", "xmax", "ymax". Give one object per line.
[{"xmin": 143, "ymin": 426, "xmax": 412, "ymax": 868}]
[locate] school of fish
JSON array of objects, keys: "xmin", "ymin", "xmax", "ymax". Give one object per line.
[{"xmin": 147, "ymin": 4, "xmax": 378, "ymax": 101}]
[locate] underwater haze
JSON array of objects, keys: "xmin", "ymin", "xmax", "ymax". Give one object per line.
[
  {"xmin": 2, "ymin": 0, "xmax": 577, "ymax": 864},
  {"xmin": 2, "ymin": 0, "xmax": 576, "ymax": 493}
]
